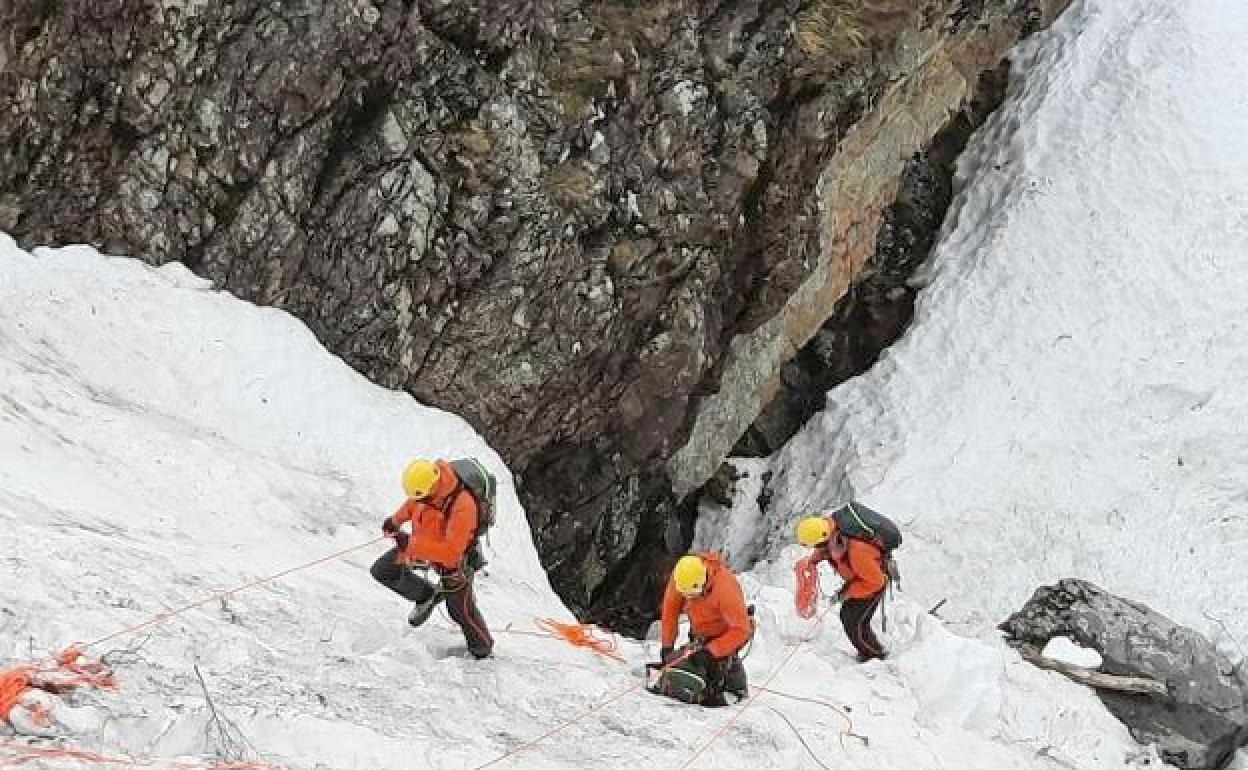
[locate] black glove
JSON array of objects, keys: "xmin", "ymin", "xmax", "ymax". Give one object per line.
[
  {"xmin": 382, "ymin": 518, "xmax": 398, "ymax": 535},
  {"xmin": 660, "ymin": 646, "xmax": 675, "ymax": 664},
  {"xmin": 394, "ymin": 532, "xmax": 410, "ymax": 551}
]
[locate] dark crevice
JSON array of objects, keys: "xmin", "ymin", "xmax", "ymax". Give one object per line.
[{"xmin": 309, "ymin": 79, "xmax": 396, "ymax": 209}]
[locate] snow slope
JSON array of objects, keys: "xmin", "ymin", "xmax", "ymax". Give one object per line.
[
  {"xmin": 0, "ymin": 236, "xmax": 1152, "ymax": 769},
  {"xmin": 732, "ymin": 0, "xmax": 1248, "ymax": 655},
  {"xmin": 2, "ymin": 0, "xmax": 1237, "ymax": 768}
]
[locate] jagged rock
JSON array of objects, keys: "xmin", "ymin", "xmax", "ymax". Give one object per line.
[
  {"xmin": 1001, "ymin": 578, "xmax": 1248, "ymax": 770},
  {"xmin": 1, "ymin": 0, "xmax": 1072, "ymax": 632}
]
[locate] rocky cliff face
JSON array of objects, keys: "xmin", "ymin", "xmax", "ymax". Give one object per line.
[{"xmin": 1, "ymin": 0, "xmax": 1069, "ymax": 632}]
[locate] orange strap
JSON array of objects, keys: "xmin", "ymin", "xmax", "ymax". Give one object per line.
[{"xmin": 794, "ymin": 556, "xmax": 820, "ymax": 619}]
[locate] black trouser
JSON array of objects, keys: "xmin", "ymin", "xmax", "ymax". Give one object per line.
[
  {"xmin": 840, "ymin": 592, "xmax": 886, "ymax": 660},
  {"xmin": 370, "ymin": 547, "xmax": 494, "ymax": 657},
  {"xmin": 710, "ymin": 653, "xmax": 748, "ymax": 697},
  {"xmin": 686, "ymin": 647, "xmax": 748, "ymax": 706}
]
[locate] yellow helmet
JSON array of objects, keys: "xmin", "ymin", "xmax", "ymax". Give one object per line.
[
  {"xmin": 796, "ymin": 516, "xmax": 832, "ymax": 547},
  {"xmin": 402, "ymin": 459, "xmax": 441, "ymax": 499},
  {"xmin": 672, "ymin": 554, "xmax": 708, "ymax": 597}
]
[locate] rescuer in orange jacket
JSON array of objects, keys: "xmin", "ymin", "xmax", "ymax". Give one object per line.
[
  {"xmin": 370, "ymin": 458, "xmax": 493, "ymax": 659},
  {"xmin": 796, "ymin": 516, "xmax": 888, "ymax": 661},
  {"xmin": 658, "ymin": 552, "xmax": 752, "ymax": 706}
]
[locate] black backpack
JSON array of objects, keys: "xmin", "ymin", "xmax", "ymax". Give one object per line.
[
  {"xmin": 447, "ymin": 458, "xmax": 497, "ymax": 543},
  {"xmin": 651, "ymin": 655, "xmax": 709, "ymax": 705},
  {"xmin": 830, "ymin": 501, "xmax": 902, "ymax": 553}
]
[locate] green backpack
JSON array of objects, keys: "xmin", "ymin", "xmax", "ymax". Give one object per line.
[
  {"xmin": 447, "ymin": 458, "xmax": 497, "ymax": 544},
  {"xmin": 652, "ymin": 655, "xmax": 709, "ymax": 705}
]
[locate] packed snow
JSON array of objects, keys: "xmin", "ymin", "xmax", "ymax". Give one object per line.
[
  {"xmin": 0, "ymin": 238, "xmax": 1149, "ymax": 769},
  {"xmin": 2, "ymin": 0, "xmax": 1245, "ymax": 768},
  {"xmin": 1041, "ymin": 637, "xmax": 1104, "ymax": 670}
]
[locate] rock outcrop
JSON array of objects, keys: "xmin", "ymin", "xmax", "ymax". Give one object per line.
[
  {"xmin": 1001, "ymin": 579, "xmax": 1248, "ymax": 770},
  {"xmin": 1, "ymin": 0, "xmax": 1070, "ymax": 631}
]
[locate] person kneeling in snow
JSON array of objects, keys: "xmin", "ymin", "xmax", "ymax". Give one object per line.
[
  {"xmin": 370, "ymin": 458, "xmax": 493, "ymax": 659},
  {"xmin": 654, "ymin": 552, "xmax": 752, "ymax": 707},
  {"xmin": 796, "ymin": 513, "xmax": 889, "ymax": 662}
]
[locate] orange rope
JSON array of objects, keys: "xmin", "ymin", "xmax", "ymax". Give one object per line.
[
  {"xmin": 5, "ymin": 532, "xmax": 854, "ymax": 769},
  {"xmin": 0, "ymin": 647, "xmax": 116, "ymax": 725},
  {"xmin": 794, "ymin": 556, "xmax": 820, "ymax": 619},
  {"xmin": 82, "ymin": 537, "xmax": 386, "ymax": 650},
  {"xmin": 532, "ymin": 619, "xmax": 625, "ymax": 662},
  {"xmin": 0, "ymin": 738, "xmax": 278, "ymax": 768},
  {"xmin": 678, "ymin": 604, "xmax": 834, "ymax": 769},
  {"xmin": 0, "ymin": 668, "xmax": 33, "ymax": 721},
  {"xmin": 0, "ymin": 538, "xmax": 382, "ymax": 768}
]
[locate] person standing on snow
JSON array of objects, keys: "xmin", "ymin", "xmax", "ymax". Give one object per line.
[
  {"xmin": 371, "ymin": 458, "xmax": 494, "ymax": 659},
  {"xmin": 656, "ymin": 552, "xmax": 752, "ymax": 706},
  {"xmin": 795, "ymin": 514, "xmax": 889, "ymax": 662}
]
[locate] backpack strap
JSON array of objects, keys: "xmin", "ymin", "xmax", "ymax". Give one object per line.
[{"xmin": 439, "ymin": 477, "xmax": 488, "ymax": 565}]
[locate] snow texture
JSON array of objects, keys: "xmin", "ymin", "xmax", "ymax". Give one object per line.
[
  {"xmin": 0, "ymin": 236, "xmax": 1151, "ymax": 769},
  {"xmin": 1042, "ymin": 637, "xmax": 1104, "ymax": 670},
  {"xmin": 1, "ymin": 0, "xmax": 1241, "ymax": 768}
]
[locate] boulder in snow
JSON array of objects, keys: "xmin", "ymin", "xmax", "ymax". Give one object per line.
[{"xmin": 1001, "ymin": 578, "xmax": 1248, "ymax": 770}]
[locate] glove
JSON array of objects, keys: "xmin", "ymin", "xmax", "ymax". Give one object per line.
[
  {"xmin": 382, "ymin": 517, "xmax": 398, "ymax": 535},
  {"xmin": 660, "ymin": 646, "xmax": 675, "ymax": 664},
  {"xmin": 394, "ymin": 532, "xmax": 410, "ymax": 551}
]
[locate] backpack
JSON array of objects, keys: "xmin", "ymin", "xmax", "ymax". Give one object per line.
[
  {"xmin": 447, "ymin": 458, "xmax": 497, "ymax": 539},
  {"xmin": 829, "ymin": 501, "xmax": 902, "ymax": 553},
  {"xmin": 651, "ymin": 654, "xmax": 709, "ymax": 705},
  {"xmin": 830, "ymin": 501, "xmax": 903, "ymax": 598},
  {"xmin": 443, "ymin": 458, "xmax": 497, "ymax": 570}
]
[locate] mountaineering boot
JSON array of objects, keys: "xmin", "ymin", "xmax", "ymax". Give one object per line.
[
  {"xmin": 408, "ymin": 594, "xmax": 439, "ymax": 628},
  {"xmin": 702, "ymin": 691, "xmax": 729, "ymax": 708}
]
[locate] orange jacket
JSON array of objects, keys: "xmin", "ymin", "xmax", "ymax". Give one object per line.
[
  {"xmin": 814, "ymin": 534, "xmax": 887, "ymax": 600},
  {"xmin": 387, "ymin": 460, "xmax": 478, "ymax": 570},
  {"xmin": 660, "ymin": 552, "xmax": 751, "ymax": 659}
]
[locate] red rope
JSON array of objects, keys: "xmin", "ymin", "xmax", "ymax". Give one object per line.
[
  {"xmin": 532, "ymin": 619, "xmax": 625, "ymax": 662},
  {"xmin": 1, "ymin": 538, "xmax": 383, "ymax": 767},
  {"xmin": 466, "ymin": 680, "xmax": 646, "ymax": 770},
  {"xmin": 794, "ymin": 556, "xmax": 820, "ymax": 619},
  {"xmin": 678, "ymin": 605, "xmax": 834, "ymax": 769},
  {"xmin": 81, "ymin": 537, "xmax": 386, "ymax": 650},
  {"xmin": 757, "ymin": 686, "xmax": 857, "ymax": 742},
  {"xmin": 0, "ymin": 738, "xmax": 278, "ymax": 768},
  {"xmin": 0, "ymin": 647, "xmax": 116, "ymax": 725}
]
